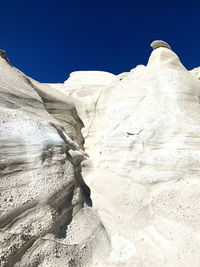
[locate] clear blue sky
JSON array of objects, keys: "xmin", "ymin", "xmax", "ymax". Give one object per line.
[{"xmin": 1, "ymin": 0, "xmax": 200, "ymax": 82}]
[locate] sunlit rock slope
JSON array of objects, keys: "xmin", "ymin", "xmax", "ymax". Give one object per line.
[{"xmin": 1, "ymin": 41, "xmax": 200, "ymax": 266}]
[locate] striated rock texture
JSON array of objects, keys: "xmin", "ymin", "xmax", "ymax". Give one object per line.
[
  {"xmin": 0, "ymin": 53, "xmax": 108, "ymax": 266},
  {"xmin": 1, "ymin": 40, "xmax": 200, "ymax": 266}
]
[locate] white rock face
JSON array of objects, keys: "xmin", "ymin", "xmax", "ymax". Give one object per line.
[
  {"xmin": 190, "ymin": 66, "xmax": 200, "ymax": 80},
  {"xmin": 64, "ymin": 70, "xmax": 116, "ymax": 86},
  {"xmin": 0, "ymin": 55, "xmax": 109, "ymax": 266},
  {"xmin": 50, "ymin": 42, "xmax": 200, "ymax": 266},
  {"xmin": 2, "ymin": 41, "xmax": 200, "ymax": 266}
]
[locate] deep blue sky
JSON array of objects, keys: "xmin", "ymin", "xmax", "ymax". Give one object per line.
[{"xmin": 1, "ymin": 0, "xmax": 200, "ymax": 82}]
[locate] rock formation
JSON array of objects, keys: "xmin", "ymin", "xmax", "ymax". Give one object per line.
[
  {"xmin": 1, "ymin": 40, "xmax": 200, "ymax": 266},
  {"xmin": 0, "ymin": 53, "xmax": 108, "ymax": 266},
  {"xmin": 150, "ymin": 40, "xmax": 171, "ymax": 50}
]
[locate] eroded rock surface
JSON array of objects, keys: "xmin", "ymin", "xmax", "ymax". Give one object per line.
[
  {"xmin": 150, "ymin": 40, "xmax": 171, "ymax": 50},
  {"xmin": 0, "ymin": 54, "xmax": 109, "ymax": 266},
  {"xmin": 50, "ymin": 42, "xmax": 200, "ymax": 266},
  {"xmin": 2, "ymin": 41, "xmax": 200, "ymax": 266},
  {"xmin": 190, "ymin": 66, "xmax": 200, "ymax": 80}
]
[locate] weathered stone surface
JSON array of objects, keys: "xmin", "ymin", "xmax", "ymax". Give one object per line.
[
  {"xmin": 0, "ymin": 55, "xmax": 108, "ymax": 266},
  {"xmin": 50, "ymin": 42, "xmax": 200, "ymax": 266},
  {"xmin": 151, "ymin": 40, "xmax": 171, "ymax": 50},
  {"xmin": 2, "ymin": 40, "xmax": 200, "ymax": 266},
  {"xmin": 190, "ymin": 66, "xmax": 200, "ymax": 80}
]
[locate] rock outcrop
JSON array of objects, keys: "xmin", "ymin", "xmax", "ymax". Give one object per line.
[
  {"xmin": 0, "ymin": 53, "xmax": 108, "ymax": 266},
  {"xmin": 1, "ymin": 40, "xmax": 200, "ymax": 266},
  {"xmin": 150, "ymin": 40, "xmax": 171, "ymax": 50}
]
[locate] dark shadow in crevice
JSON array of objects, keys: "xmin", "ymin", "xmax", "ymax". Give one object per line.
[
  {"xmin": 4, "ymin": 237, "xmax": 37, "ymax": 267},
  {"xmin": 75, "ymin": 164, "xmax": 92, "ymax": 207},
  {"xmin": 48, "ymin": 182, "xmax": 74, "ymax": 239},
  {"xmin": 66, "ymin": 151, "xmax": 92, "ymax": 208}
]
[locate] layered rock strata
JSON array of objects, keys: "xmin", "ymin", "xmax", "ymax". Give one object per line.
[
  {"xmin": 1, "ymin": 40, "xmax": 200, "ymax": 266},
  {"xmin": 0, "ymin": 53, "xmax": 108, "ymax": 266}
]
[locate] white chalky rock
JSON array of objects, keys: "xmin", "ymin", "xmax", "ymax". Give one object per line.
[{"xmin": 2, "ymin": 40, "xmax": 200, "ymax": 266}]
